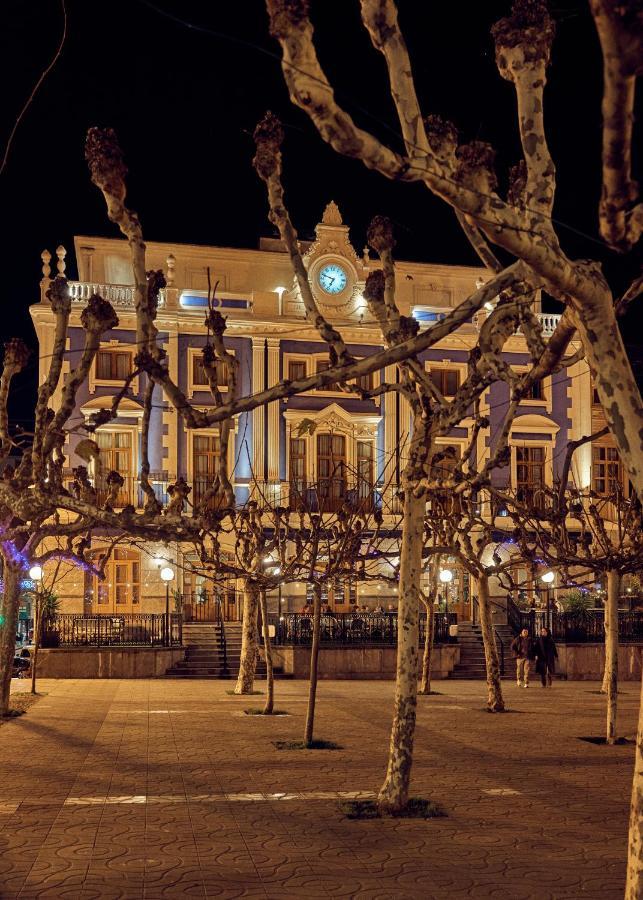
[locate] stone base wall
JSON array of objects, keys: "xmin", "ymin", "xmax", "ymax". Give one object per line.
[
  {"xmin": 271, "ymin": 645, "xmax": 460, "ymax": 680},
  {"xmin": 36, "ymin": 647, "xmax": 185, "ymax": 678},
  {"xmin": 557, "ymin": 644, "xmax": 643, "ymax": 681}
]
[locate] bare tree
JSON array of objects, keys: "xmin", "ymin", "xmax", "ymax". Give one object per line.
[{"xmin": 265, "ymin": 0, "xmax": 643, "ymax": 504}]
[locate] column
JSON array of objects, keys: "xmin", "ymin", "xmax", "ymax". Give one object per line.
[
  {"xmin": 251, "ymin": 337, "xmax": 265, "ymax": 488},
  {"xmin": 383, "ymin": 363, "xmax": 398, "ymax": 508},
  {"xmin": 163, "ymin": 330, "xmax": 179, "ymax": 478},
  {"xmin": 266, "ymin": 338, "xmax": 281, "ymax": 485}
]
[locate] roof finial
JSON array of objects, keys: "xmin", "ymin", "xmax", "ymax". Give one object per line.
[{"xmin": 322, "ymin": 200, "xmax": 342, "ymax": 226}]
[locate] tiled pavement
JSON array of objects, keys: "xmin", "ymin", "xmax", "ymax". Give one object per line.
[{"xmin": 0, "ymin": 677, "xmax": 639, "ymax": 899}]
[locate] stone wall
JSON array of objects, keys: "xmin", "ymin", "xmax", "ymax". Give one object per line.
[
  {"xmin": 557, "ymin": 644, "xmax": 643, "ymax": 681},
  {"xmin": 36, "ymin": 647, "xmax": 185, "ymax": 678},
  {"xmin": 271, "ymin": 644, "xmax": 460, "ymax": 680}
]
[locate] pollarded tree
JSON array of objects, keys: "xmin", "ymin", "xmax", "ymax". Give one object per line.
[
  {"xmin": 503, "ymin": 433, "xmax": 643, "ymax": 744},
  {"xmin": 265, "ymin": 0, "xmax": 643, "ymax": 503},
  {"xmin": 253, "ymin": 112, "xmax": 584, "ymax": 811}
]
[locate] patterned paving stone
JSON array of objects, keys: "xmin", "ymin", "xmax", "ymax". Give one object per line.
[{"xmin": 0, "ymin": 678, "xmax": 637, "ymax": 898}]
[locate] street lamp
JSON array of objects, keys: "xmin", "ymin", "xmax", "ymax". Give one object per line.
[
  {"xmin": 160, "ymin": 566, "xmax": 175, "ymax": 646},
  {"xmin": 540, "ymin": 570, "xmax": 555, "ymax": 629},
  {"xmin": 439, "ymin": 569, "xmax": 453, "ymax": 613},
  {"xmin": 28, "ymin": 565, "xmax": 43, "ymax": 695}
]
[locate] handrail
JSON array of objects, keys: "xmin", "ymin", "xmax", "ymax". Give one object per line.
[
  {"xmin": 493, "ymin": 626, "xmax": 505, "ymax": 676},
  {"xmin": 217, "ymin": 596, "xmax": 228, "ymax": 676}
]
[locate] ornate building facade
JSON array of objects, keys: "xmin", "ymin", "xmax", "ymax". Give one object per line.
[{"xmin": 32, "ymin": 202, "xmax": 618, "ymax": 618}]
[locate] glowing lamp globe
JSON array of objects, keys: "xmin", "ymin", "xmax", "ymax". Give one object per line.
[
  {"xmin": 160, "ymin": 566, "xmax": 175, "ymax": 583},
  {"xmin": 29, "ymin": 565, "xmax": 43, "ymax": 582},
  {"xmin": 541, "ymin": 571, "xmax": 555, "ymax": 584},
  {"xmin": 439, "ymin": 569, "xmax": 453, "ymax": 584}
]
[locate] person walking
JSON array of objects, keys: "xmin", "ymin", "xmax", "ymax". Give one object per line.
[
  {"xmin": 535, "ymin": 626, "xmax": 558, "ymax": 687},
  {"xmin": 511, "ymin": 627, "xmax": 534, "ymax": 687}
]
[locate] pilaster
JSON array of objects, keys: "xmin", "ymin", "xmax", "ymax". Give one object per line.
[
  {"xmin": 266, "ymin": 338, "xmax": 281, "ymax": 483},
  {"xmin": 163, "ymin": 330, "xmax": 179, "ymax": 477},
  {"xmin": 251, "ymin": 337, "xmax": 265, "ymax": 486}
]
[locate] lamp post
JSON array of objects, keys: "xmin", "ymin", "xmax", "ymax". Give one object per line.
[
  {"xmin": 439, "ymin": 569, "xmax": 453, "ymax": 615},
  {"xmin": 541, "ymin": 570, "xmax": 555, "ymax": 630},
  {"xmin": 160, "ymin": 566, "xmax": 175, "ymax": 646},
  {"xmin": 28, "ymin": 565, "xmax": 43, "ymax": 695}
]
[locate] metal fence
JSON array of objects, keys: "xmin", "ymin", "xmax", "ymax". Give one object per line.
[
  {"xmin": 507, "ymin": 603, "xmax": 643, "ymax": 643},
  {"xmin": 275, "ymin": 612, "xmax": 457, "ymax": 646},
  {"xmin": 45, "ymin": 613, "xmax": 182, "ymax": 647}
]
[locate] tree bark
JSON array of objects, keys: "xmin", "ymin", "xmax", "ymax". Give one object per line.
[
  {"xmin": 418, "ymin": 593, "xmax": 435, "ymax": 696},
  {"xmin": 234, "ymin": 581, "xmax": 259, "ymax": 694},
  {"xmin": 478, "ymin": 574, "xmax": 505, "ymax": 713},
  {"xmin": 605, "ymin": 569, "xmax": 620, "ymax": 745},
  {"xmin": 625, "ymin": 671, "xmax": 643, "ymax": 898},
  {"xmin": 259, "ymin": 590, "xmax": 274, "ymax": 714},
  {"xmin": 304, "ymin": 582, "xmax": 322, "ymax": 747},
  {"xmin": 0, "ymin": 560, "xmax": 21, "ymax": 716},
  {"xmin": 30, "ymin": 591, "xmax": 41, "ymax": 696},
  {"xmin": 418, "ymin": 565, "xmax": 439, "ymax": 695},
  {"xmin": 378, "ymin": 489, "xmax": 425, "ymax": 813}
]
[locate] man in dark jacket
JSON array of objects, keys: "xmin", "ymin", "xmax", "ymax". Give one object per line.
[{"xmin": 511, "ymin": 628, "xmax": 534, "ymax": 687}]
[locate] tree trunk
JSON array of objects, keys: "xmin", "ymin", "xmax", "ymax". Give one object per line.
[
  {"xmin": 378, "ymin": 489, "xmax": 425, "ymax": 813},
  {"xmin": 259, "ymin": 590, "xmax": 274, "ymax": 714},
  {"xmin": 625, "ymin": 671, "xmax": 643, "ymax": 898},
  {"xmin": 418, "ymin": 564, "xmax": 439, "ymax": 695},
  {"xmin": 304, "ymin": 582, "xmax": 322, "ymax": 746},
  {"xmin": 418, "ymin": 595, "xmax": 435, "ymax": 695},
  {"xmin": 234, "ymin": 582, "xmax": 259, "ymax": 694},
  {"xmin": 0, "ymin": 560, "xmax": 21, "ymax": 716},
  {"xmin": 31, "ymin": 592, "xmax": 41, "ymax": 695},
  {"xmin": 478, "ymin": 574, "xmax": 505, "ymax": 713},
  {"xmin": 605, "ymin": 569, "xmax": 620, "ymax": 745}
]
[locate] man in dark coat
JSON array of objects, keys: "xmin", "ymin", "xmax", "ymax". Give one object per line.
[
  {"xmin": 510, "ymin": 628, "xmax": 535, "ymax": 687},
  {"xmin": 535, "ymin": 627, "xmax": 558, "ymax": 687}
]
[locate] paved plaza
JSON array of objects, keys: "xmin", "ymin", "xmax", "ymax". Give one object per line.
[{"xmin": 0, "ymin": 677, "xmax": 639, "ymax": 899}]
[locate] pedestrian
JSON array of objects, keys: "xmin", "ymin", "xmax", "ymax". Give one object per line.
[
  {"xmin": 535, "ymin": 626, "xmax": 558, "ymax": 687},
  {"xmin": 510, "ymin": 627, "xmax": 534, "ymax": 687}
]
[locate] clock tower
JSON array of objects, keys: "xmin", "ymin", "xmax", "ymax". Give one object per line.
[{"xmin": 284, "ymin": 201, "xmax": 371, "ymax": 320}]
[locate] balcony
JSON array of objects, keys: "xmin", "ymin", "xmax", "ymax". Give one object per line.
[
  {"xmin": 67, "ymin": 281, "xmax": 166, "ymax": 309},
  {"xmin": 472, "ymin": 309, "xmax": 562, "ymax": 337},
  {"xmin": 61, "ymin": 470, "xmax": 229, "ymax": 512},
  {"xmin": 283, "ymin": 479, "xmax": 378, "ymax": 514}
]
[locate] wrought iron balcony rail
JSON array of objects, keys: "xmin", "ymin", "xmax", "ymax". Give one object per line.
[
  {"xmin": 285, "ymin": 479, "xmax": 378, "ymax": 514},
  {"xmin": 275, "ymin": 612, "xmax": 457, "ymax": 646},
  {"xmin": 45, "ymin": 613, "xmax": 182, "ymax": 647}
]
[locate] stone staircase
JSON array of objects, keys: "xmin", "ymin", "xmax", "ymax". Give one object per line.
[
  {"xmin": 449, "ymin": 622, "xmax": 515, "ymax": 680},
  {"xmin": 165, "ymin": 622, "xmax": 266, "ymax": 679}
]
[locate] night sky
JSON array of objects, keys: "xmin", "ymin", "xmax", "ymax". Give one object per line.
[{"xmin": 2, "ymin": 0, "xmax": 641, "ymax": 424}]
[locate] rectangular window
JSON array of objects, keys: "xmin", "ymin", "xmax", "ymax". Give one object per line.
[
  {"xmin": 356, "ymin": 441, "xmax": 373, "ymax": 504},
  {"xmin": 315, "ymin": 359, "xmax": 333, "ymax": 391},
  {"xmin": 592, "ymin": 445, "xmax": 622, "ymax": 496},
  {"xmin": 96, "ymin": 349, "xmax": 131, "ymax": 381},
  {"xmin": 430, "ymin": 367, "xmax": 460, "ymax": 396},
  {"xmin": 289, "ymin": 438, "xmax": 307, "ymax": 508},
  {"xmin": 192, "ymin": 354, "xmax": 227, "ymax": 388},
  {"xmin": 516, "ymin": 446, "xmax": 545, "ymax": 507},
  {"xmin": 353, "ymin": 370, "xmax": 373, "ymax": 392},
  {"xmin": 95, "ymin": 431, "xmax": 133, "ymax": 506},
  {"xmin": 523, "ymin": 379, "xmax": 544, "ymax": 401},
  {"xmin": 193, "ymin": 433, "xmax": 221, "ymax": 507},
  {"xmin": 317, "ymin": 433, "xmax": 346, "ymax": 511},
  {"xmin": 288, "ymin": 360, "xmax": 307, "ymax": 381}
]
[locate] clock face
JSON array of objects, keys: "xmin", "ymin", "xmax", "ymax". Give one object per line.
[{"xmin": 318, "ymin": 263, "xmax": 348, "ymax": 295}]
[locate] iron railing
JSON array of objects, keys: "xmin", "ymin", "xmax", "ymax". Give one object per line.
[
  {"xmin": 508, "ymin": 606, "xmax": 643, "ymax": 643},
  {"xmin": 275, "ymin": 612, "xmax": 457, "ymax": 646},
  {"xmin": 45, "ymin": 613, "xmax": 182, "ymax": 647},
  {"xmin": 181, "ymin": 591, "xmax": 241, "ymax": 623},
  {"xmin": 286, "ymin": 479, "xmax": 377, "ymax": 514}
]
